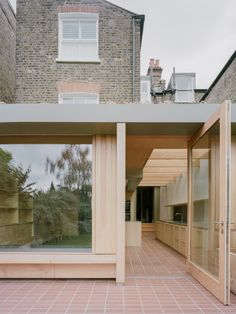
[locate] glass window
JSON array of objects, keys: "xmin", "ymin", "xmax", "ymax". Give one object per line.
[
  {"xmin": 190, "ymin": 122, "xmax": 220, "ymax": 278},
  {"xmin": 59, "ymin": 93, "xmax": 99, "ymax": 105},
  {"xmin": 175, "ymin": 90, "xmax": 195, "ymax": 103},
  {"xmin": 59, "ymin": 13, "xmax": 98, "ymax": 61},
  {"xmin": 140, "ymin": 79, "xmax": 151, "ymax": 103},
  {"xmin": 0, "ymin": 144, "xmax": 92, "ymax": 250},
  {"xmin": 80, "ymin": 21, "xmax": 97, "ymax": 39},
  {"xmin": 175, "ymin": 75, "xmax": 195, "ymax": 91}
]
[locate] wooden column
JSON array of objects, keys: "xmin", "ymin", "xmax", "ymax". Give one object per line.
[
  {"xmin": 116, "ymin": 123, "xmax": 126, "ymax": 283},
  {"xmin": 93, "ymin": 135, "xmax": 117, "ymax": 254}
]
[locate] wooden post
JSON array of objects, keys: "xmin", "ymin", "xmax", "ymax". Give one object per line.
[{"xmin": 116, "ymin": 123, "xmax": 126, "ymax": 283}]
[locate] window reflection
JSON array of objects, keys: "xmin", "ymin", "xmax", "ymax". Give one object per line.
[{"xmin": 0, "ymin": 144, "xmax": 92, "ymax": 250}]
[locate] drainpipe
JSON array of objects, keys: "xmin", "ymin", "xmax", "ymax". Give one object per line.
[
  {"xmin": 132, "ymin": 16, "xmax": 136, "ymax": 103},
  {"xmin": 132, "ymin": 15, "xmax": 144, "ymax": 103}
]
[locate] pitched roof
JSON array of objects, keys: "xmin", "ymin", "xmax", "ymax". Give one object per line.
[
  {"xmin": 201, "ymin": 50, "xmax": 236, "ymax": 101},
  {"xmin": 105, "ymin": 0, "xmax": 139, "ymax": 15},
  {"xmin": 105, "ymin": 1, "xmax": 145, "ymax": 44}
]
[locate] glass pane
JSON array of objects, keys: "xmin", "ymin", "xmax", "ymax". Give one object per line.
[
  {"xmin": 63, "ymin": 21, "xmax": 79, "ymax": 39},
  {"xmin": 175, "ymin": 75, "xmax": 194, "ymax": 90},
  {"xmin": 0, "ymin": 144, "xmax": 92, "ymax": 250},
  {"xmin": 141, "ymin": 81, "xmax": 148, "ymax": 93},
  {"xmin": 191, "ymin": 121, "xmax": 220, "ymax": 278},
  {"xmin": 61, "ymin": 96, "xmax": 73, "ymax": 105},
  {"xmin": 61, "ymin": 93, "xmax": 98, "ymax": 105},
  {"xmin": 61, "ymin": 42, "xmax": 80, "ymax": 59},
  {"xmin": 231, "ymin": 117, "xmax": 236, "ymax": 292},
  {"xmin": 175, "ymin": 90, "xmax": 195, "ymax": 103},
  {"xmin": 77, "ymin": 42, "xmax": 98, "ymax": 60},
  {"xmin": 61, "ymin": 41, "xmax": 97, "ymax": 60},
  {"xmin": 80, "ymin": 21, "xmax": 97, "ymax": 39}
]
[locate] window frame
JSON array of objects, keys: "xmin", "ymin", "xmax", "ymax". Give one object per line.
[
  {"xmin": 140, "ymin": 79, "xmax": 151, "ymax": 103},
  {"xmin": 174, "ymin": 74, "xmax": 196, "ymax": 103},
  {"xmin": 175, "ymin": 90, "xmax": 195, "ymax": 103},
  {"xmin": 0, "ymin": 141, "xmax": 93, "ymax": 253},
  {"xmin": 57, "ymin": 12, "xmax": 99, "ymax": 63},
  {"xmin": 59, "ymin": 92, "xmax": 99, "ymax": 105}
]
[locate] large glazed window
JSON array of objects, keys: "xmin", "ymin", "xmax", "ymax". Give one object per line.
[
  {"xmin": 0, "ymin": 144, "xmax": 92, "ymax": 250},
  {"xmin": 58, "ymin": 13, "xmax": 99, "ymax": 62},
  {"xmin": 190, "ymin": 122, "xmax": 220, "ymax": 278}
]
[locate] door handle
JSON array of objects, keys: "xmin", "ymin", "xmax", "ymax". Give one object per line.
[
  {"xmin": 214, "ymin": 220, "xmax": 224, "ymax": 226},
  {"xmin": 214, "ymin": 220, "xmax": 224, "ymax": 233}
]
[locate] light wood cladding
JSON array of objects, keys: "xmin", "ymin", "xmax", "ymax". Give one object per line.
[
  {"xmin": 140, "ymin": 149, "xmax": 188, "ymax": 187},
  {"xmin": 142, "ymin": 223, "xmax": 155, "ymax": 232},
  {"xmin": 93, "ymin": 135, "xmax": 117, "ymax": 254},
  {"xmin": 0, "ymin": 263, "xmax": 116, "ymax": 279},
  {"xmin": 155, "ymin": 221, "xmax": 187, "ymax": 257},
  {"xmin": 116, "ymin": 124, "xmax": 126, "ymax": 283}
]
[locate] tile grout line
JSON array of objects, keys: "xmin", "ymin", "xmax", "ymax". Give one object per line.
[
  {"xmin": 150, "ymin": 277, "xmax": 164, "ymax": 314},
  {"xmin": 103, "ymin": 280, "xmax": 109, "ymax": 314},
  {"xmin": 84, "ymin": 281, "xmax": 95, "ymax": 314},
  {"xmin": 64, "ymin": 281, "xmax": 82, "ymax": 314},
  {"xmin": 8, "ymin": 280, "xmax": 43, "ymax": 314},
  {"xmin": 45, "ymin": 280, "xmax": 68, "ymax": 314}
]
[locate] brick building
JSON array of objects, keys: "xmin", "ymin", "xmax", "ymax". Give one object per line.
[
  {"xmin": 1, "ymin": 2, "xmax": 236, "ymax": 304},
  {"xmin": 146, "ymin": 59, "xmax": 207, "ymax": 104},
  {"xmin": 16, "ymin": 0, "xmax": 144, "ymax": 104},
  {"xmin": 201, "ymin": 50, "xmax": 236, "ymax": 103},
  {"xmin": 0, "ymin": 0, "xmax": 16, "ymax": 103}
]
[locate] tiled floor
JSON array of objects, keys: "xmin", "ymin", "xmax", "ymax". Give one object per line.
[{"xmin": 0, "ymin": 232, "xmax": 236, "ymax": 313}]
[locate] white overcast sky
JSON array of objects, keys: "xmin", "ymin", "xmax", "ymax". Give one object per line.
[
  {"xmin": 1, "ymin": 144, "xmax": 92, "ymax": 191},
  {"xmin": 9, "ymin": 0, "xmax": 236, "ymax": 88}
]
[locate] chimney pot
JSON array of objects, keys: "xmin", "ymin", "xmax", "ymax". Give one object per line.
[{"xmin": 149, "ymin": 58, "xmax": 155, "ymax": 67}]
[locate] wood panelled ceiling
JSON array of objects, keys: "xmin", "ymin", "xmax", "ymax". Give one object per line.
[
  {"xmin": 139, "ymin": 149, "xmax": 188, "ymax": 187},
  {"xmin": 126, "ymin": 136, "xmax": 190, "ymax": 191}
]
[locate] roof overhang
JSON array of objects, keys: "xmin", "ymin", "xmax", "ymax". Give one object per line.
[
  {"xmin": 1, "ymin": 102, "xmax": 236, "ymax": 193},
  {"xmin": 1, "ymin": 102, "xmax": 232, "ymax": 137}
]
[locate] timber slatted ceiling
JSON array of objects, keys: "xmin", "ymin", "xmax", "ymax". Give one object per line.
[{"xmin": 139, "ymin": 149, "xmax": 187, "ymax": 187}]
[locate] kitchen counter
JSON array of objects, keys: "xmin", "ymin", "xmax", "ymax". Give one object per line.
[
  {"xmin": 155, "ymin": 221, "xmax": 187, "ymax": 256},
  {"xmin": 159, "ymin": 220, "xmax": 187, "ymax": 226}
]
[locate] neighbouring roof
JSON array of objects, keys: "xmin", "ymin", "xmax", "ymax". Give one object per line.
[
  {"xmin": 105, "ymin": 0, "xmax": 137, "ymax": 15},
  {"xmin": 201, "ymin": 50, "xmax": 236, "ymax": 101},
  {"xmin": 0, "ymin": 0, "xmax": 16, "ymax": 32},
  {"xmin": 3, "ymin": 0, "xmax": 15, "ymax": 16}
]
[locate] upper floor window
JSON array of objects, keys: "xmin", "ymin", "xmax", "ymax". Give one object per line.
[
  {"xmin": 59, "ymin": 92, "xmax": 99, "ymax": 105},
  {"xmin": 141, "ymin": 77, "xmax": 152, "ymax": 103},
  {"xmin": 58, "ymin": 13, "xmax": 99, "ymax": 62},
  {"xmin": 174, "ymin": 74, "xmax": 195, "ymax": 103}
]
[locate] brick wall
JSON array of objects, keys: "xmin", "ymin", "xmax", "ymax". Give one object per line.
[
  {"xmin": 16, "ymin": 0, "xmax": 142, "ymax": 104},
  {"xmin": 0, "ymin": 0, "xmax": 16, "ymax": 103},
  {"xmin": 204, "ymin": 56, "xmax": 236, "ymax": 103},
  {"xmin": 195, "ymin": 90, "xmax": 207, "ymax": 103}
]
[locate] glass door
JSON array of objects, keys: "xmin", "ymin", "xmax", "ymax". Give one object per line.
[{"xmin": 188, "ymin": 102, "xmax": 231, "ymax": 305}]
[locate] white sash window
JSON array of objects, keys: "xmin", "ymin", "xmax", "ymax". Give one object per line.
[
  {"xmin": 58, "ymin": 13, "xmax": 98, "ymax": 62},
  {"xmin": 59, "ymin": 93, "xmax": 99, "ymax": 105},
  {"xmin": 175, "ymin": 75, "xmax": 195, "ymax": 103}
]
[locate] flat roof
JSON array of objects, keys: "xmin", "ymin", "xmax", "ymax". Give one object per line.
[{"xmin": 0, "ymin": 103, "xmax": 235, "ymax": 137}]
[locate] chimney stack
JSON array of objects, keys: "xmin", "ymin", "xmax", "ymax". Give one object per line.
[{"xmin": 147, "ymin": 58, "xmax": 164, "ymax": 92}]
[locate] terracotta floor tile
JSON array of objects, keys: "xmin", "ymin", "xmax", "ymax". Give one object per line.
[{"xmin": 0, "ymin": 232, "xmax": 235, "ymax": 313}]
